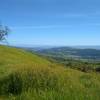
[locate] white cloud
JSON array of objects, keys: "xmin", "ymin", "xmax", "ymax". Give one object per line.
[
  {"xmin": 10, "ymin": 22, "xmax": 100, "ymax": 30},
  {"xmin": 10, "ymin": 25, "xmax": 72, "ymax": 30}
]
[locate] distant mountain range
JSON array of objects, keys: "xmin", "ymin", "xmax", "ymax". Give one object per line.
[
  {"xmin": 15, "ymin": 45, "xmax": 100, "ymax": 50},
  {"xmin": 35, "ymin": 46, "xmax": 100, "ymax": 61},
  {"xmin": 72, "ymin": 46, "xmax": 100, "ymax": 50},
  {"xmin": 15, "ymin": 45, "xmax": 100, "ymax": 61}
]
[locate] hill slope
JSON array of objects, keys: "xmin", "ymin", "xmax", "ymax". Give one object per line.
[
  {"xmin": 0, "ymin": 45, "xmax": 52, "ymax": 77},
  {"xmin": 0, "ymin": 45, "xmax": 100, "ymax": 100}
]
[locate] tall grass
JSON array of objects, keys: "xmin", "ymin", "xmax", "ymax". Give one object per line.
[
  {"xmin": 0, "ymin": 67, "xmax": 100, "ymax": 100},
  {"xmin": 0, "ymin": 45, "xmax": 100, "ymax": 100}
]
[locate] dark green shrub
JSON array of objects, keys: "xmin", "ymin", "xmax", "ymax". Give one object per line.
[
  {"xmin": 7, "ymin": 73, "xmax": 22, "ymax": 95},
  {"xmin": 0, "ymin": 73, "xmax": 22, "ymax": 95},
  {"xmin": 95, "ymin": 67, "xmax": 100, "ymax": 72}
]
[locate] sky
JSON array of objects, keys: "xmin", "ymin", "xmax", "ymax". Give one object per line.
[{"xmin": 0, "ymin": 0, "xmax": 100, "ymax": 46}]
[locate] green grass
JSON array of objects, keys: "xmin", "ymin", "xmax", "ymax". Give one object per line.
[{"xmin": 0, "ymin": 45, "xmax": 100, "ymax": 100}]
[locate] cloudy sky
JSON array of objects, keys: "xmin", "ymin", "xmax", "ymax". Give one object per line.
[{"xmin": 0, "ymin": 0, "xmax": 100, "ymax": 46}]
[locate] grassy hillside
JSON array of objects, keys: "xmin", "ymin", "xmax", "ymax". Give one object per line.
[
  {"xmin": 0, "ymin": 45, "xmax": 100, "ymax": 100},
  {"xmin": 34, "ymin": 47, "xmax": 100, "ymax": 72}
]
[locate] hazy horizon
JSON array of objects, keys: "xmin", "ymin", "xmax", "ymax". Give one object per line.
[{"xmin": 6, "ymin": 43, "xmax": 100, "ymax": 50}]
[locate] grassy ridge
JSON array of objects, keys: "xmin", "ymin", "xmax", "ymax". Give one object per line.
[
  {"xmin": 0, "ymin": 45, "xmax": 51, "ymax": 77},
  {"xmin": 0, "ymin": 45, "xmax": 100, "ymax": 100}
]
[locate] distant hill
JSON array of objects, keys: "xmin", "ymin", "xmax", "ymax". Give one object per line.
[
  {"xmin": 36, "ymin": 47, "xmax": 100, "ymax": 61},
  {"xmin": 72, "ymin": 46, "xmax": 100, "ymax": 50}
]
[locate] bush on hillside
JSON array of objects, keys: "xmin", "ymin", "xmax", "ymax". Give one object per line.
[{"xmin": 0, "ymin": 68, "xmax": 60, "ymax": 95}]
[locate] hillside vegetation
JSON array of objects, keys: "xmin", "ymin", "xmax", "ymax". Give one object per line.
[
  {"xmin": 34, "ymin": 47, "xmax": 100, "ymax": 72},
  {"xmin": 0, "ymin": 45, "xmax": 100, "ymax": 100}
]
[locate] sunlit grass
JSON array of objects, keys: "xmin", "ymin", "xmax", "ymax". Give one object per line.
[{"xmin": 0, "ymin": 45, "xmax": 100, "ymax": 100}]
